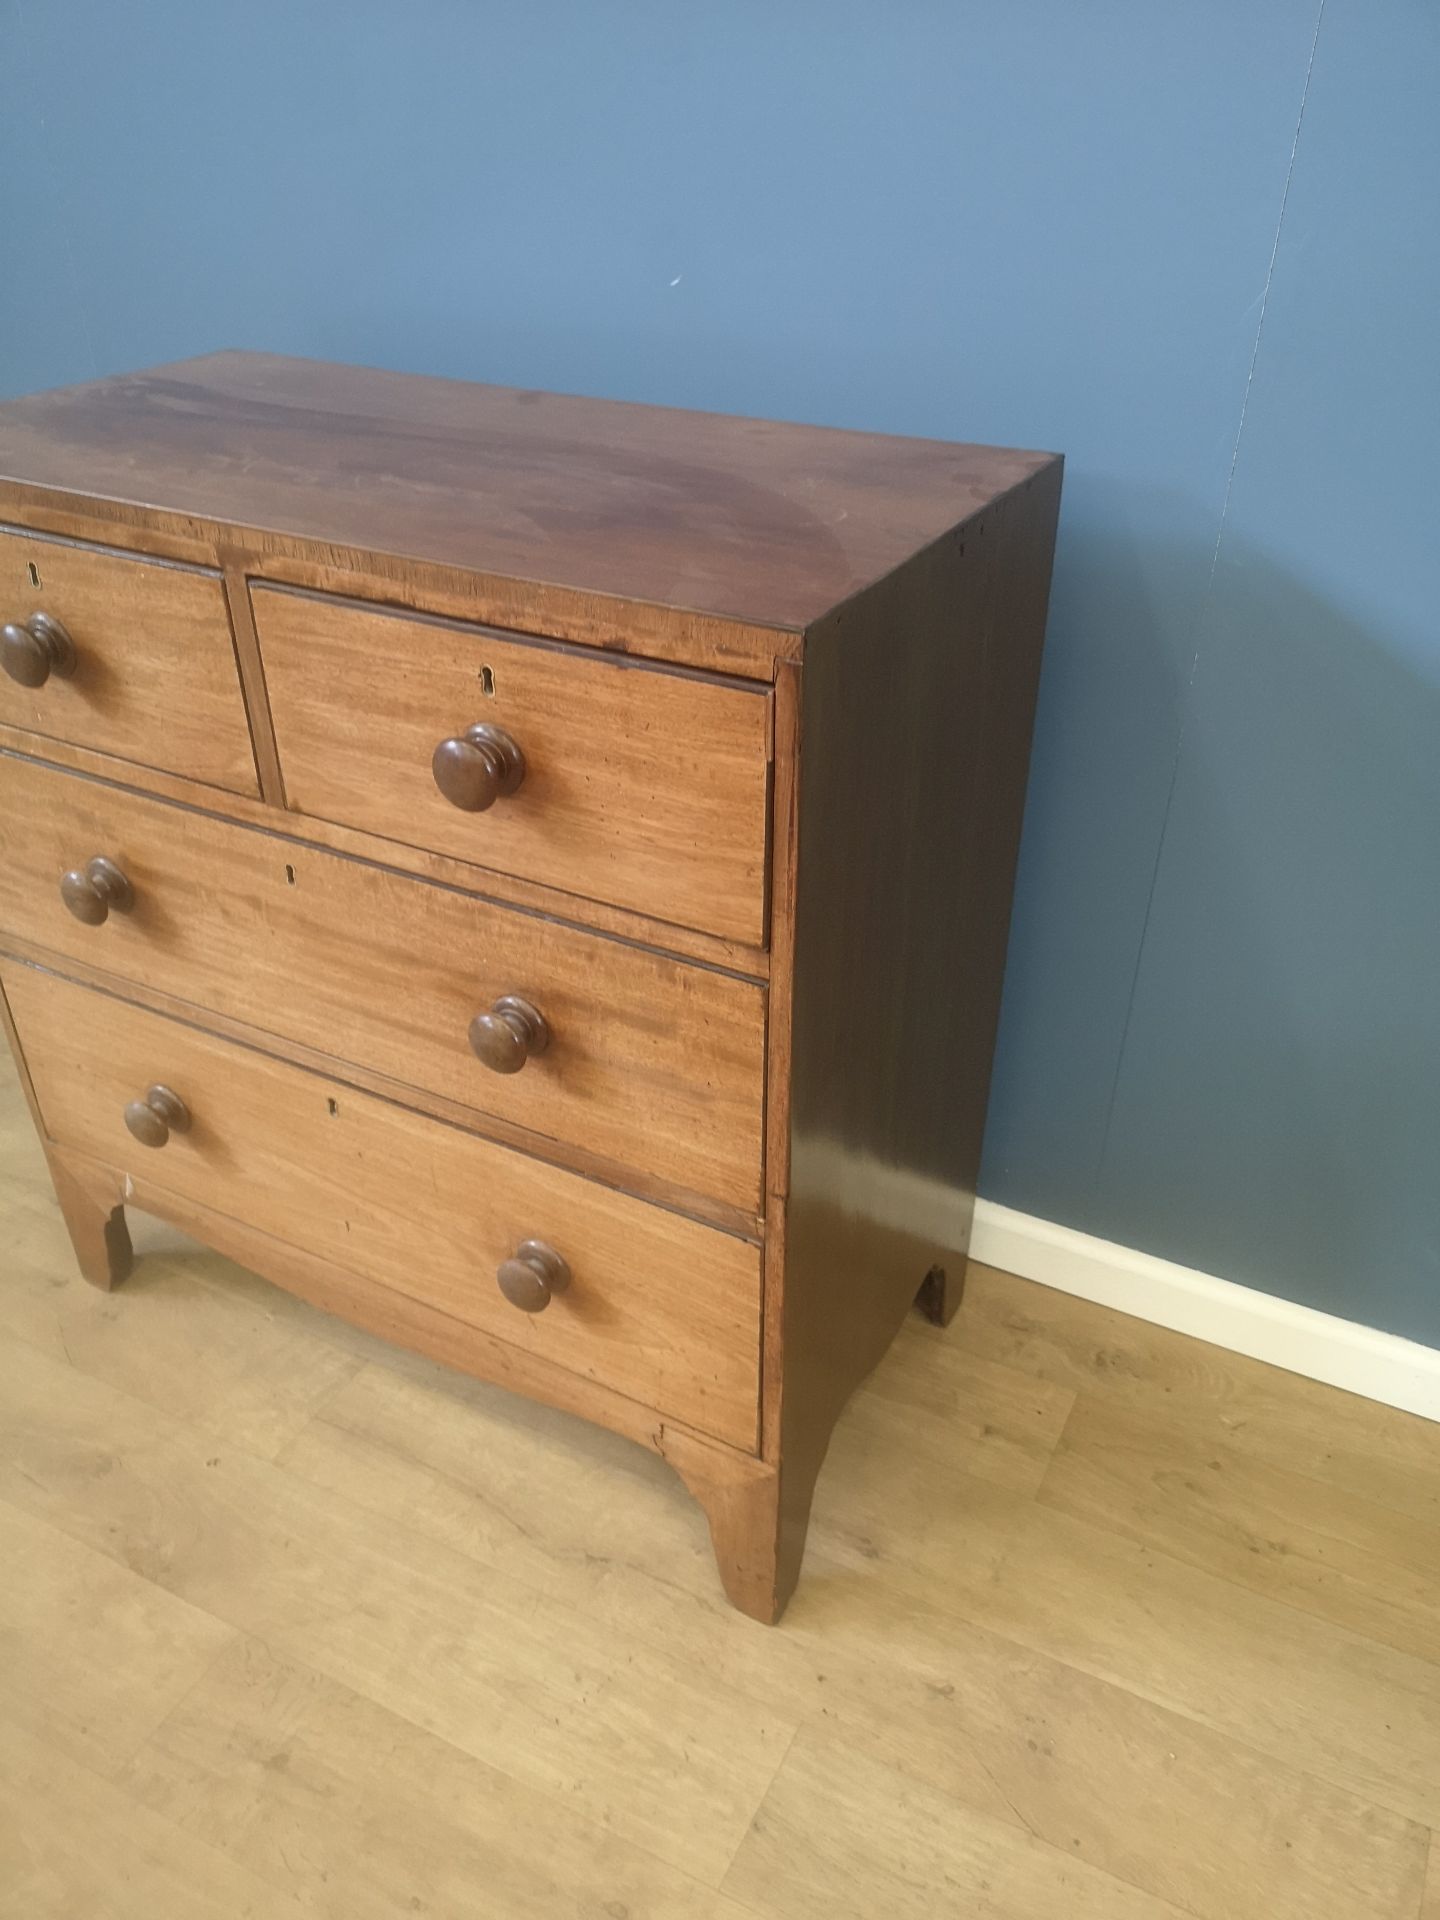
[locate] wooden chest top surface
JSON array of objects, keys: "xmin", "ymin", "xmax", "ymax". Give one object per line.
[{"xmin": 0, "ymin": 351, "xmax": 1055, "ymax": 635}]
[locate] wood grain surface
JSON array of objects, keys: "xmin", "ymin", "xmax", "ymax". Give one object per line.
[
  {"xmin": 0, "ymin": 525, "xmax": 257, "ymax": 795},
  {"xmin": 0, "ymin": 752, "xmax": 766, "ymax": 1212},
  {"xmin": 0, "ymin": 718, "xmax": 768, "ymax": 975},
  {"xmin": 6, "ymin": 962, "xmax": 762, "ymax": 1449},
  {"xmin": 0, "ymin": 351, "xmax": 1057, "ymax": 640},
  {"xmin": 255, "ymin": 584, "xmax": 772, "ymax": 943},
  {"xmin": 748, "ymin": 465, "xmax": 1065, "ymax": 1612}
]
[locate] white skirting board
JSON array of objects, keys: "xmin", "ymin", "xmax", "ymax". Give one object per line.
[{"xmin": 969, "ymin": 1199, "xmax": 1440, "ymax": 1424}]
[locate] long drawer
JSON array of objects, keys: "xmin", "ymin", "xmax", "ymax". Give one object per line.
[
  {"xmin": 0, "ymin": 527, "xmax": 258, "ymax": 795},
  {"xmin": 254, "ymin": 585, "xmax": 773, "ymax": 945},
  {"xmin": 0, "ymin": 754, "xmax": 766, "ymax": 1212},
  {"xmin": 3, "ymin": 962, "xmax": 761, "ymax": 1449}
]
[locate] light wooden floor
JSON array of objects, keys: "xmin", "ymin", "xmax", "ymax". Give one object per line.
[{"xmin": 2, "ymin": 1056, "xmax": 1438, "ymax": 1920}]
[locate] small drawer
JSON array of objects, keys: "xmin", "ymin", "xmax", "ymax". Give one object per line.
[
  {"xmin": 0, "ymin": 754, "xmax": 766, "ymax": 1213},
  {"xmin": 3, "ymin": 962, "xmax": 761, "ymax": 1449},
  {"xmin": 0, "ymin": 528, "xmax": 258, "ymax": 795},
  {"xmin": 253, "ymin": 586, "xmax": 772, "ymax": 946}
]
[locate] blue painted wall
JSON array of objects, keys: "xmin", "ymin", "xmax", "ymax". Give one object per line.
[{"xmin": 3, "ymin": 2, "xmax": 1436, "ymax": 1341}]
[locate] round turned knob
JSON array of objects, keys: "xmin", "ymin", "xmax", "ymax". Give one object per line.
[
  {"xmin": 122, "ymin": 1084, "xmax": 191, "ymax": 1150},
  {"xmin": 432, "ymin": 723, "xmax": 525, "ymax": 812},
  {"xmin": 59, "ymin": 856, "xmax": 135, "ymax": 926},
  {"xmin": 496, "ymin": 1238, "xmax": 570, "ymax": 1314},
  {"xmin": 468, "ymin": 995, "xmax": 550, "ymax": 1075},
  {"xmin": 1, "ymin": 612, "xmax": 78, "ymax": 688}
]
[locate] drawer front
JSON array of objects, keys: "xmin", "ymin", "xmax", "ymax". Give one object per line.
[
  {"xmin": 4, "ymin": 963, "xmax": 761, "ymax": 1449},
  {"xmin": 0, "ymin": 529, "xmax": 258, "ymax": 795},
  {"xmin": 253, "ymin": 586, "xmax": 772, "ymax": 945},
  {"xmin": 0, "ymin": 754, "xmax": 765, "ymax": 1212}
]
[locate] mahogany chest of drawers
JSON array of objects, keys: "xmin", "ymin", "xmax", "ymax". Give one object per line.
[{"xmin": 0, "ymin": 353, "xmax": 1061, "ymax": 1622}]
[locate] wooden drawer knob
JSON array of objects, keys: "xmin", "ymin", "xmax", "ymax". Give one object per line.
[
  {"xmin": 468, "ymin": 995, "xmax": 550, "ymax": 1074},
  {"xmin": 496, "ymin": 1238, "xmax": 570, "ymax": 1313},
  {"xmin": 60, "ymin": 856, "xmax": 135, "ymax": 926},
  {"xmin": 1, "ymin": 612, "xmax": 78, "ymax": 688},
  {"xmin": 123, "ymin": 1084, "xmax": 191, "ymax": 1150},
  {"xmin": 432, "ymin": 723, "xmax": 525, "ymax": 812}
]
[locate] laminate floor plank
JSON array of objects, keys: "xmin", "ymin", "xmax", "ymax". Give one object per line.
[
  {"xmin": 1040, "ymin": 1391, "xmax": 1440, "ymax": 1662},
  {"xmin": 276, "ymin": 1325, "xmax": 1428, "ymax": 1920},
  {"xmin": 952, "ymin": 1496, "xmax": 1440, "ymax": 1829},
  {"xmin": 0, "ymin": 1499, "xmax": 236, "ymax": 1778},
  {"xmin": 721, "ymin": 1728, "xmax": 1195, "ymax": 1920},
  {"xmin": 117, "ymin": 1635, "xmax": 761, "ymax": 1920},
  {"xmin": 837, "ymin": 1317, "xmax": 1077, "ymax": 1495},
  {"xmin": 962, "ymin": 1262, "xmax": 1440, "ymax": 1530},
  {"xmin": 4, "ymin": 1210, "xmax": 364, "ymax": 1463},
  {"xmin": 2, "ymin": 1052, "xmax": 1436, "ymax": 1919},
  {"xmin": 0, "ymin": 1332, "xmax": 795, "ymax": 1886},
  {"xmin": 0, "ymin": 1718, "xmax": 309, "ymax": 1920}
]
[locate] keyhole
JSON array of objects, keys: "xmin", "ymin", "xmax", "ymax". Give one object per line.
[
  {"xmin": 327, "ymin": 1097, "xmax": 339, "ymax": 1116},
  {"xmin": 284, "ymin": 864, "xmax": 296, "ymax": 885},
  {"xmin": 479, "ymin": 665, "xmax": 495, "ymax": 697},
  {"xmin": 26, "ymin": 562, "xmax": 40, "ymax": 589}
]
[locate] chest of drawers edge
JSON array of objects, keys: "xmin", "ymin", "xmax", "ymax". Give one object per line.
[{"xmin": 0, "ymin": 357, "xmax": 1063, "ymax": 1623}]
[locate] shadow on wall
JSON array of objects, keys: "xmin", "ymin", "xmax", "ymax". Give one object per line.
[
  {"xmin": 1096, "ymin": 534, "xmax": 1440, "ymax": 1344},
  {"xmin": 983, "ymin": 476, "xmax": 1224, "ymax": 1226}
]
